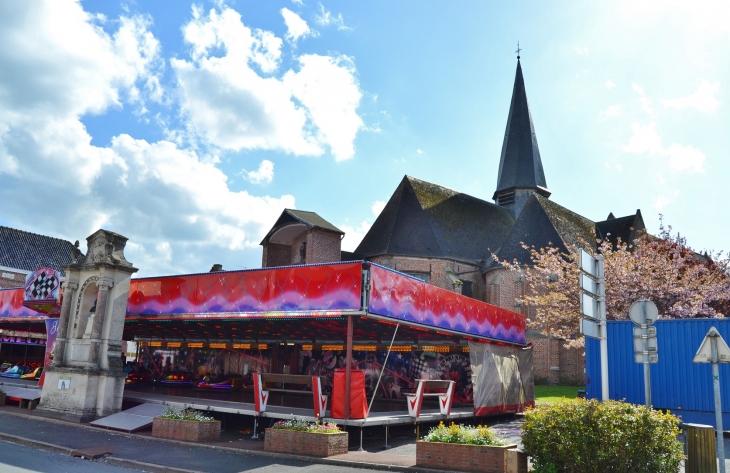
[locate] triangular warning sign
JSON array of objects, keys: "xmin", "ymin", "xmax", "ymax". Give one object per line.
[{"xmin": 693, "ymin": 327, "xmax": 730, "ymax": 363}]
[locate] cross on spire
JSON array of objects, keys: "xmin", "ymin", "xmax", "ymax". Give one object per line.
[{"xmin": 515, "ymin": 42, "xmax": 522, "ymax": 59}]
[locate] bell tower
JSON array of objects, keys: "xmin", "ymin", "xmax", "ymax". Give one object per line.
[{"xmin": 493, "ymin": 57, "xmax": 551, "ymax": 217}]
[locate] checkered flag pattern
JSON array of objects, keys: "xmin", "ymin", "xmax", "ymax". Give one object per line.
[{"xmin": 25, "ymin": 270, "xmax": 60, "ymax": 300}]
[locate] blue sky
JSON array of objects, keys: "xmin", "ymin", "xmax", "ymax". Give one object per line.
[{"xmin": 0, "ymin": 1, "xmax": 728, "ymax": 276}]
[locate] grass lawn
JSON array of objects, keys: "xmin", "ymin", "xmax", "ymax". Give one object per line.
[{"xmin": 534, "ymin": 385, "xmax": 585, "ymax": 405}]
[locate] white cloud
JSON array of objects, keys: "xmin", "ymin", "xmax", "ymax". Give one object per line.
[
  {"xmin": 314, "ymin": 4, "xmax": 350, "ymax": 30},
  {"xmin": 339, "ymin": 221, "xmax": 371, "ymax": 252},
  {"xmin": 652, "ymin": 196, "xmax": 671, "ymax": 211},
  {"xmin": 623, "ymin": 122, "xmax": 705, "ymax": 172},
  {"xmin": 665, "ymin": 143, "xmax": 705, "ymax": 172},
  {"xmin": 371, "ymin": 200, "xmax": 386, "ymax": 216},
  {"xmin": 661, "ymin": 79, "xmax": 721, "ymax": 113},
  {"xmin": 173, "ymin": 6, "xmax": 363, "ymax": 161},
  {"xmin": 280, "ymin": 8, "xmax": 316, "ymax": 43},
  {"xmin": 598, "ymin": 104, "xmax": 622, "ymax": 121},
  {"xmin": 605, "ymin": 79, "xmax": 616, "ymax": 89},
  {"xmin": 632, "ymin": 83, "xmax": 655, "ymax": 115},
  {"xmin": 416, "ymin": 149, "xmax": 424, "ymax": 155},
  {"xmin": 0, "ymin": 2, "xmax": 296, "ymax": 276},
  {"xmin": 574, "ymin": 46, "xmax": 589, "ymax": 55},
  {"xmin": 242, "ymin": 159, "xmax": 274, "ymax": 185},
  {"xmin": 291, "ymin": 0, "xmax": 304, "ymax": 5}
]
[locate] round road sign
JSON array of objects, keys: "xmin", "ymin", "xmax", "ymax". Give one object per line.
[{"xmin": 629, "ymin": 299, "xmax": 658, "ymax": 325}]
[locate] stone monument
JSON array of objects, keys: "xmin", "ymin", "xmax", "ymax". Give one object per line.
[{"xmin": 38, "ymin": 229, "xmax": 137, "ymax": 422}]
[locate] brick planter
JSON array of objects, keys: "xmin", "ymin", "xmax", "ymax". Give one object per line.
[
  {"xmin": 417, "ymin": 441, "xmax": 526, "ymax": 473},
  {"xmin": 152, "ymin": 417, "xmax": 221, "ymax": 442},
  {"xmin": 264, "ymin": 428, "xmax": 348, "ymax": 457}
]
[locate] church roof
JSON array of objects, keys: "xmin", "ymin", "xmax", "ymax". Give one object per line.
[
  {"xmin": 260, "ymin": 209, "xmax": 343, "ymax": 245},
  {"xmin": 493, "ymin": 59, "xmax": 550, "ymax": 199},
  {"xmin": 595, "ymin": 210, "xmax": 646, "ymax": 246},
  {"xmin": 0, "ymin": 226, "xmax": 82, "ymax": 275},
  {"xmin": 355, "ymin": 176, "xmax": 514, "ymax": 264},
  {"xmin": 490, "ymin": 194, "xmax": 595, "ymax": 267}
]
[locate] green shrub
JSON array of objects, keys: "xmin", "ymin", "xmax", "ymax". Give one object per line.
[
  {"xmin": 422, "ymin": 421, "xmax": 506, "ymax": 446},
  {"xmin": 521, "ymin": 399, "xmax": 683, "ymax": 473}
]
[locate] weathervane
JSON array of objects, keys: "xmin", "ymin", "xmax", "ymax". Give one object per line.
[{"xmin": 516, "ymin": 41, "xmax": 522, "ymax": 59}]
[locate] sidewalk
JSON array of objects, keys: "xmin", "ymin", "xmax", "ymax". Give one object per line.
[{"xmin": 0, "ymin": 406, "xmax": 450, "ymax": 473}]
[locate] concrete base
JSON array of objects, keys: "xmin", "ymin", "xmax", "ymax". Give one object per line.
[{"xmin": 38, "ymin": 366, "xmax": 126, "ymax": 423}]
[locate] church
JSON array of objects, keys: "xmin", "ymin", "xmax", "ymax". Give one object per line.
[{"xmin": 260, "ymin": 58, "xmax": 646, "ymax": 384}]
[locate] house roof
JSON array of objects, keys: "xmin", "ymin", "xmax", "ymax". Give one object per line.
[
  {"xmin": 355, "ymin": 176, "xmax": 515, "ymax": 264},
  {"xmin": 260, "ymin": 209, "xmax": 343, "ymax": 245},
  {"xmin": 490, "ymin": 194, "xmax": 595, "ymax": 267},
  {"xmin": 0, "ymin": 226, "xmax": 83, "ymax": 275},
  {"xmin": 493, "ymin": 59, "xmax": 550, "ymax": 199},
  {"xmin": 595, "ymin": 210, "xmax": 646, "ymax": 246}
]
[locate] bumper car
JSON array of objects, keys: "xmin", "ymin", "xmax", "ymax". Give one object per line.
[
  {"xmin": 196, "ymin": 375, "xmax": 244, "ymax": 390},
  {"xmin": 157, "ymin": 371, "xmax": 193, "ymax": 386},
  {"xmin": 125, "ymin": 370, "xmax": 152, "ymax": 385},
  {"xmin": 0, "ymin": 365, "xmax": 22, "ymax": 378},
  {"xmin": 20, "ymin": 366, "xmax": 42, "ymax": 380}
]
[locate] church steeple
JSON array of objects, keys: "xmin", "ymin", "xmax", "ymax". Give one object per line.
[{"xmin": 493, "ymin": 58, "xmax": 550, "ymax": 216}]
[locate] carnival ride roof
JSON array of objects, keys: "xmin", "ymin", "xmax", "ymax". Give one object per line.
[{"xmin": 0, "ymin": 261, "xmax": 527, "ymax": 346}]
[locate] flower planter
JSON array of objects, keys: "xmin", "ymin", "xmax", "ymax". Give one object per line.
[
  {"xmin": 264, "ymin": 428, "xmax": 348, "ymax": 457},
  {"xmin": 152, "ymin": 417, "xmax": 221, "ymax": 442},
  {"xmin": 416, "ymin": 441, "xmax": 526, "ymax": 473}
]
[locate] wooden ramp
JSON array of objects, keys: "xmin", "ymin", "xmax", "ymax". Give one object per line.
[{"xmin": 90, "ymin": 403, "xmax": 167, "ymax": 433}]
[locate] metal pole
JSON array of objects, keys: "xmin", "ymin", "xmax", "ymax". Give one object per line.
[
  {"xmin": 345, "ymin": 315, "xmax": 354, "ymax": 419},
  {"xmin": 643, "ymin": 321, "xmax": 651, "ymax": 408},
  {"xmin": 597, "ymin": 255, "xmax": 609, "ymax": 401},
  {"xmin": 711, "ymin": 335, "xmax": 726, "ymax": 473},
  {"xmin": 368, "ymin": 323, "xmax": 399, "ymax": 416}
]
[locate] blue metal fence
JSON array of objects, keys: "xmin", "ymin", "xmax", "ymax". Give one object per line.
[{"xmin": 586, "ymin": 318, "xmax": 730, "ymax": 427}]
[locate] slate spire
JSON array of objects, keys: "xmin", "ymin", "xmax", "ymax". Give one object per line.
[{"xmin": 493, "ymin": 59, "xmax": 550, "ymax": 210}]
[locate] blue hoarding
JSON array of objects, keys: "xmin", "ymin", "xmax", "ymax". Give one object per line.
[{"xmin": 586, "ymin": 318, "xmax": 730, "ymax": 428}]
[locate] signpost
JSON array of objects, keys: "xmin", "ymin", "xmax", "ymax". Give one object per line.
[
  {"xmin": 579, "ymin": 249, "xmax": 608, "ymax": 401},
  {"xmin": 693, "ymin": 327, "xmax": 730, "ymax": 473},
  {"xmin": 629, "ymin": 299, "xmax": 659, "ymax": 408}
]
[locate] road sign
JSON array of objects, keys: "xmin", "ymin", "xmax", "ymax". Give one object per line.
[
  {"xmin": 633, "ymin": 326, "xmax": 657, "ymax": 337},
  {"xmin": 579, "ymin": 249, "xmax": 597, "ymax": 277},
  {"xmin": 580, "ymin": 273, "xmax": 597, "ymax": 295},
  {"xmin": 581, "ymin": 318, "xmax": 601, "ymax": 340},
  {"xmin": 693, "ymin": 327, "xmax": 729, "ymax": 473},
  {"xmin": 634, "ymin": 352, "xmax": 658, "ymax": 364},
  {"xmin": 693, "ymin": 327, "xmax": 730, "ymax": 363},
  {"xmin": 580, "ymin": 292, "xmax": 599, "ymax": 320},
  {"xmin": 629, "ymin": 299, "xmax": 658, "ymax": 326},
  {"xmin": 634, "ymin": 336, "xmax": 658, "ymax": 353}
]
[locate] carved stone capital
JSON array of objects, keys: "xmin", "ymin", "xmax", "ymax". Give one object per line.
[{"xmin": 63, "ymin": 281, "xmax": 79, "ymax": 291}]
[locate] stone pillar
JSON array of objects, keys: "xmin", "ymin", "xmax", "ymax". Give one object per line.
[
  {"xmin": 87, "ymin": 279, "xmax": 111, "ymax": 367},
  {"xmin": 53, "ymin": 281, "xmax": 78, "ymax": 367}
]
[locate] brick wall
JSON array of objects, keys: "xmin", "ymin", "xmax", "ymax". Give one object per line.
[
  {"xmin": 369, "ymin": 255, "xmax": 483, "ymax": 299},
  {"xmin": 262, "ymin": 243, "xmax": 291, "ymax": 268},
  {"xmin": 0, "ymin": 269, "xmax": 26, "ymax": 289},
  {"xmin": 416, "ymin": 441, "xmax": 517, "ymax": 472},
  {"xmin": 307, "ymin": 229, "xmax": 341, "ymax": 264},
  {"xmin": 264, "ymin": 428, "xmax": 348, "ymax": 457}
]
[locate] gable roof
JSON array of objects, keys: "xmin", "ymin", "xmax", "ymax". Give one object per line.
[
  {"xmin": 260, "ymin": 209, "xmax": 343, "ymax": 245},
  {"xmin": 490, "ymin": 194, "xmax": 595, "ymax": 267},
  {"xmin": 494, "ymin": 59, "xmax": 550, "ymax": 199},
  {"xmin": 355, "ymin": 176, "xmax": 515, "ymax": 264},
  {"xmin": 595, "ymin": 210, "xmax": 646, "ymax": 246},
  {"xmin": 0, "ymin": 226, "xmax": 83, "ymax": 275}
]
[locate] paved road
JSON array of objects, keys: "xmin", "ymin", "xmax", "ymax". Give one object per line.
[
  {"xmin": 0, "ymin": 439, "xmax": 377, "ymax": 473},
  {"xmin": 0, "ymin": 441, "xmax": 140, "ymax": 473}
]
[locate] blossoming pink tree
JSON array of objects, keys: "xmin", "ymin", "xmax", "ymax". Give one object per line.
[{"xmin": 497, "ymin": 224, "xmax": 730, "ymax": 346}]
